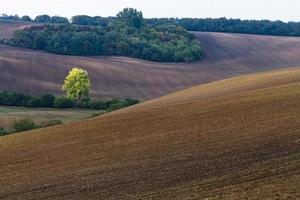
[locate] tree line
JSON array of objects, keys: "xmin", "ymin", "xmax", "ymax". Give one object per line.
[
  {"xmin": 3, "ymin": 12, "xmax": 300, "ymax": 37},
  {"xmin": 146, "ymin": 18, "xmax": 300, "ymax": 37},
  {"xmin": 70, "ymin": 17, "xmax": 300, "ymax": 37},
  {"xmin": 0, "ymin": 91, "xmax": 139, "ymax": 110},
  {"xmin": 0, "ymin": 118, "xmax": 64, "ymax": 136},
  {"xmin": 0, "ymin": 14, "xmax": 69, "ymax": 24}
]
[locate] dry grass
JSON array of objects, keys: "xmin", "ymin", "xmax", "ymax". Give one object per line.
[
  {"xmin": 1, "ymin": 28, "xmax": 300, "ymax": 99},
  {"xmin": 0, "ymin": 106, "xmax": 105, "ymax": 129},
  {"xmin": 0, "ymin": 68, "xmax": 299, "ymax": 199}
]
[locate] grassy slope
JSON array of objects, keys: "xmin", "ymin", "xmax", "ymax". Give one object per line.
[
  {"xmin": 0, "ymin": 67, "xmax": 299, "ymax": 199},
  {"xmin": 0, "ymin": 106, "xmax": 105, "ymax": 129},
  {"xmin": 1, "ymin": 22, "xmax": 300, "ymax": 99}
]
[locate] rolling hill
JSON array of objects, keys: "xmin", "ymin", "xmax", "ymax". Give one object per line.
[
  {"xmin": 0, "ymin": 21, "xmax": 32, "ymax": 39},
  {"xmin": 1, "ymin": 67, "xmax": 299, "ymax": 199},
  {"xmin": 1, "ymin": 21, "xmax": 300, "ymax": 99}
]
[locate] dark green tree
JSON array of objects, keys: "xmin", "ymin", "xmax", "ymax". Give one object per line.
[
  {"xmin": 35, "ymin": 15, "xmax": 52, "ymax": 23},
  {"xmin": 117, "ymin": 8, "xmax": 144, "ymax": 29},
  {"xmin": 53, "ymin": 97, "xmax": 76, "ymax": 108},
  {"xmin": 27, "ymin": 97, "xmax": 42, "ymax": 108},
  {"xmin": 40, "ymin": 94, "xmax": 55, "ymax": 107},
  {"xmin": 51, "ymin": 16, "xmax": 69, "ymax": 24},
  {"xmin": 20, "ymin": 15, "xmax": 32, "ymax": 22}
]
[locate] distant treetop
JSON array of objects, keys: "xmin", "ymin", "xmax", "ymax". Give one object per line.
[
  {"xmin": 117, "ymin": 8, "xmax": 144, "ymax": 29},
  {"xmin": 0, "ymin": 14, "xmax": 70, "ymax": 24}
]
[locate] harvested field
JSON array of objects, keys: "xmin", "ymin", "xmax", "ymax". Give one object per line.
[
  {"xmin": 0, "ymin": 67, "xmax": 299, "ymax": 199},
  {"xmin": 1, "ymin": 22, "xmax": 300, "ymax": 99}
]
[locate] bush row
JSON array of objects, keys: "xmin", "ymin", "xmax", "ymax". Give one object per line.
[
  {"xmin": 0, "ymin": 91, "xmax": 140, "ymax": 110},
  {"xmin": 0, "ymin": 92, "xmax": 55, "ymax": 107},
  {"xmin": 0, "ymin": 118, "xmax": 63, "ymax": 136}
]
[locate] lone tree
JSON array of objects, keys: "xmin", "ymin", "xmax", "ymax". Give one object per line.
[
  {"xmin": 62, "ymin": 68, "xmax": 91, "ymax": 102},
  {"xmin": 117, "ymin": 8, "xmax": 144, "ymax": 29}
]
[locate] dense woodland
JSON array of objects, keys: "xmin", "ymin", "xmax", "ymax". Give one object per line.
[{"xmin": 3, "ymin": 9, "xmax": 203, "ymax": 62}]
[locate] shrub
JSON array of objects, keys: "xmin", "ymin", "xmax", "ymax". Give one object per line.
[
  {"xmin": 0, "ymin": 91, "xmax": 31, "ymax": 106},
  {"xmin": 89, "ymin": 100, "xmax": 109, "ymax": 110},
  {"xmin": 75, "ymin": 99, "xmax": 91, "ymax": 109},
  {"xmin": 0, "ymin": 92, "xmax": 8, "ymax": 105},
  {"xmin": 108, "ymin": 99, "xmax": 140, "ymax": 111},
  {"xmin": 0, "ymin": 127, "xmax": 8, "ymax": 136},
  {"xmin": 13, "ymin": 119, "xmax": 38, "ymax": 133},
  {"xmin": 26, "ymin": 97, "xmax": 42, "ymax": 108},
  {"xmin": 53, "ymin": 97, "xmax": 75, "ymax": 108},
  {"xmin": 14, "ymin": 93, "xmax": 32, "ymax": 107},
  {"xmin": 108, "ymin": 102, "xmax": 124, "ymax": 111},
  {"xmin": 123, "ymin": 98, "xmax": 140, "ymax": 106},
  {"xmin": 41, "ymin": 119, "xmax": 63, "ymax": 127},
  {"xmin": 40, "ymin": 93, "xmax": 55, "ymax": 107}
]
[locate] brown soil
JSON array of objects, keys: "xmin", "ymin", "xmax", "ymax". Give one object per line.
[{"xmin": 0, "ymin": 68, "xmax": 299, "ymax": 199}]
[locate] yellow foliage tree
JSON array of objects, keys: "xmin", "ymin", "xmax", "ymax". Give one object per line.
[{"xmin": 62, "ymin": 68, "xmax": 91, "ymax": 102}]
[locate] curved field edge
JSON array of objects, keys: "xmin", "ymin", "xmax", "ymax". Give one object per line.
[{"xmin": 0, "ymin": 68, "xmax": 299, "ymax": 199}]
